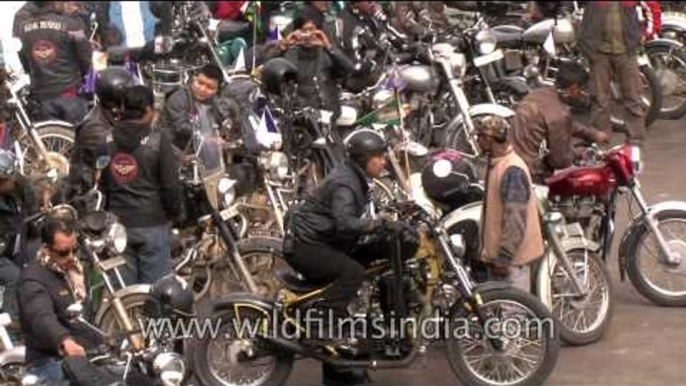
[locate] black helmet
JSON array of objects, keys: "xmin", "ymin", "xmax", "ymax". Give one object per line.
[
  {"xmin": 422, "ymin": 150, "xmax": 480, "ymax": 206},
  {"xmin": 143, "ymin": 274, "xmax": 194, "ymax": 319},
  {"xmin": 261, "ymin": 58, "xmax": 298, "ymax": 95},
  {"xmin": 344, "ymin": 129, "xmax": 387, "ymax": 166},
  {"xmin": 95, "ymin": 67, "xmax": 136, "ymax": 109}
]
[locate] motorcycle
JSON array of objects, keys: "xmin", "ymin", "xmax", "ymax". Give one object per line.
[
  {"xmin": 544, "ymin": 144, "xmax": 686, "ymax": 307},
  {"xmin": 172, "ymin": 125, "xmax": 287, "ymax": 300},
  {"xmin": 2, "ymin": 72, "xmax": 74, "ymax": 178},
  {"xmin": 649, "ymin": 22, "xmax": 686, "ymax": 119},
  {"xmin": 489, "ymin": 4, "xmax": 663, "ymax": 129},
  {"xmin": 191, "ymin": 192, "xmax": 560, "ymax": 386}
]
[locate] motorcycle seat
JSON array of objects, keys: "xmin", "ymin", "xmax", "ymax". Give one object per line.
[
  {"xmin": 276, "ymin": 267, "xmax": 325, "ymax": 293},
  {"xmin": 492, "ymin": 25, "xmax": 524, "ymax": 49},
  {"xmin": 217, "ymin": 20, "xmax": 251, "ymax": 42}
]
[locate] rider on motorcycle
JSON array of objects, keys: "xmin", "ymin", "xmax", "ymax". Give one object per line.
[
  {"xmin": 19, "ymin": 216, "xmax": 102, "ymax": 386},
  {"xmin": 511, "ymin": 60, "xmax": 611, "ymax": 181},
  {"xmin": 284, "ymin": 129, "xmax": 417, "ymax": 385}
]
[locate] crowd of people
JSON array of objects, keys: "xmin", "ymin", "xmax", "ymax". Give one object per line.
[{"xmin": 0, "ymin": 1, "xmax": 661, "ymax": 385}]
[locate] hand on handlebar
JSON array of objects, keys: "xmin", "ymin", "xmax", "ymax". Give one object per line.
[{"xmin": 60, "ymin": 337, "xmax": 86, "ymax": 357}]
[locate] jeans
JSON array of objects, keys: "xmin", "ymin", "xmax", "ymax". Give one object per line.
[
  {"xmin": 0, "ymin": 257, "xmax": 20, "ymax": 322},
  {"xmin": 39, "ymin": 96, "xmax": 88, "ymax": 125},
  {"xmin": 28, "ymin": 359, "xmax": 68, "ymax": 386},
  {"xmin": 121, "ymin": 224, "xmax": 172, "ymax": 285}
]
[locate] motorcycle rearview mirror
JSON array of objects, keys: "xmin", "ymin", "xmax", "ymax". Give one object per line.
[
  {"xmin": 66, "ymin": 303, "xmax": 84, "ymax": 320},
  {"xmin": 96, "ymin": 156, "xmax": 110, "ymax": 171},
  {"xmin": 433, "ymin": 159, "xmax": 453, "ymax": 179}
]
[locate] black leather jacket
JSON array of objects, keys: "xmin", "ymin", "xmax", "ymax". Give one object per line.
[
  {"xmin": 69, "ymin": 106, "xmax": 113, "ymax": 195},
  {"xmin": 17, "ymin": 8, "xmax": 92, "ymax": 100},
  {"xmin": 275, "ymin": 45, "xmax": 356, "ymax": 114},
  {"xmin": 19, "ymin": 263, "xmax": 101, "ymax": 368},
  {"xmin": 290, "ymin": 160, "xmax": 378, "ymax": 253},
  {"xmin": 101, "ymin": 122, "xmax": 182, "ymax": 228}
]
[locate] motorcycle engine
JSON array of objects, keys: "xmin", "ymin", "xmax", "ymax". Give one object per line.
[{"xmin": 550, "ymin": 196, "xmax": 606, "ymax": 238}]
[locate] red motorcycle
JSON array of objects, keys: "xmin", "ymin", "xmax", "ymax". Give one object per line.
[{"xmin": 546, "ymin": 144, "xmax": 686, "ymax": 306}]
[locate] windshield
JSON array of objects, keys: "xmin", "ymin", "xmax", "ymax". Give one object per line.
[{"xmin": 191, "ymin": 128, "xmax": 225, "ymax": 210}]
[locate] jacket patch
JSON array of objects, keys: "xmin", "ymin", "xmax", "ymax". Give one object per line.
[
  {"xmin": 32, "ymin": 39, "xmax": 57, "ymax": 65},
  {"xmin": 110, "ymin": 152, "xmax": 139, "ymax": 184}
]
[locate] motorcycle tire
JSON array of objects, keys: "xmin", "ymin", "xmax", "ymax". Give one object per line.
[
  {"xmin": 549, "ymin": 250, "xmax": 614, "ymax": 346},
  {"xmin": 646, "ymin": 44, "xmax": 686, "ymax": 120},
  {"xmin": 18, "ymin": 124, "xmax": 74, "ymax": 177},
  {"xmin": 446, "ymin": 287, "xmax": 560, "ymax": 386},
  {"xmin": 192, "ymin": 305, "xmax": 294, "ymax": 386},
  {"xmin": 625, "ymin": 209, "xmax": 686, "ymax": 307}
]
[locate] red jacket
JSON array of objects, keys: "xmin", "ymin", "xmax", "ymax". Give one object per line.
[
  {"xmin": 213, "ymin": 1, "xmax": 246, "ymax": 21},
  {"xmin": 640, "ymin": 1, "xmax": 662, "ymax": 38}
]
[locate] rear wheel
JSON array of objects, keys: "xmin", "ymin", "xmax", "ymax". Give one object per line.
[
  {"xmin": 192, "ymin": 305, "xmax": 294, "ymax": 386},
  {"xmin": 647, "ymin": 45, "xmax": 686, "ymax": 120},
  {"xmin": 446, "ymin": 287, "xmax": 560, "ymax": 386}
]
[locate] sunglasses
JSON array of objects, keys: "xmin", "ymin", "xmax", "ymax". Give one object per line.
[{"xmin": 49, "ymin": 247, "xmax": 75, "ymax": 258}]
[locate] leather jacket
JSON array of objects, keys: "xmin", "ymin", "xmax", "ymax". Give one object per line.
[
  {"xmin": 269, "ymin": 45, "xmax": 355, "ymax": 114},
  {"xmin": 289, "ymin": 160, "xmax": 378, "ymax": 253},
  {"xmin": 69, "ymin": 106, "xmax": 113, "ymax": 195},
  {"xmin": 17, "ymin": 8, "xmax": 92, "ymax": 100},
  {"xmin": 579, "ymin": 1, "xmax": 642, "ymax": 54},
  {"xmin": 19, "ymin": 263, "xmax": 101, "ymax": 368}
]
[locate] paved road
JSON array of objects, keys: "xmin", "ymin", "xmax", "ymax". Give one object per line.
[{"xmin": 285, "ymin": 119, "xmax": 686, "ymax": 386}]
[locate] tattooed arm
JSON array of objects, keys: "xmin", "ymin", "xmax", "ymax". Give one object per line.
[{"xmin": 495, "ymin": 166, "xmax": 531, "ymax": 267}]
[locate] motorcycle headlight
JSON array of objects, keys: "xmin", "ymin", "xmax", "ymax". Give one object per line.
[
  {"xmin": 107, "ymin": 222, "xmax": 127, "ymax": 254},
  {"xmin": 218, "ymin": 178, "xmax": 237, "ymax": 208},
  {"xmin": 259, "ymin": 152, "xmax": 290, "ymax": 180},
  {"xmin": 153, "ymin": 352, "xmax": 185, "ymax": 386},
  {"xmin": 475, "ymin": 30, "xmax": 497, "ymax": 55}
]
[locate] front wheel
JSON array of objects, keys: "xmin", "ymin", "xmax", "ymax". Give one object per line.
[
  {"xmin": 625, "ymin": 210, "xmax": 686, "ymax": 306},
  {"xmin": 549, "ymin": 250, "xmax": 614, "ymax": 346},
  {"xmin": 446, "ymin": 287, "xmax": 560, "ymax": 386}
]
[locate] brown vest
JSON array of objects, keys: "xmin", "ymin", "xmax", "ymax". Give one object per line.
[{"xmin": 482, "ymin": 149, "xmax": 544, "ymax": 266}]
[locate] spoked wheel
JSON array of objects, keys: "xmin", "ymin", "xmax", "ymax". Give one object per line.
[
  {"xmin": 192, "ymin": 306, "xmax": 293, "ymax": 386},
  {"xmin": 626, "ymin": 211, "xmax": 686, "ymax": 306},
  {"xmin": 207, "ymin": 239, "xmax": 289, "ymax": 300},
  {"xmin": 550, "ymin": 250, "xmax": 614, "ymax": 346},
  {"xmin": 648, "ymin": 45, "xmax": 686, "ymax": 119},
  {"xmin": 18, "ymin": 125, "xmax": 74, "ymax": 177},
  {"xmin": 446, "ymin": 287, "xmax": 560, "ymax": 386}
]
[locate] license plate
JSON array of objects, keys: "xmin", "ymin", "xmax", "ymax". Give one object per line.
[
  {"xmin": 638, "ymin": 54, "xmax": 650, "ymax": 67},
  {"xmin": 220, "ymin": 205, "xmax": 241, "ymax": 222},
  {"xmin": 474, "ymin": 50, "xmax": 504, "ymax": 67}
]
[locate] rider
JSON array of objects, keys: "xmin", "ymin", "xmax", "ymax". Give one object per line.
[
  {"xmin": 68, "ymin": 67, "xmax": 137, "ymax": 196},
  {"xmin": 476, "ymin": 116, "xmax": 544, "ymax": 292},
  {"xmin": 284, "ymin": 129, "xmax": 417, "ymax": 384},
  {"xmin": 159, "ymin": 63, "xmax": 228, "ymax": 151},
  {"xmin": 511, "ymin": 60, "xmax": 611, "ymax": 181},
  {"xmin": 19, "ymin": 216, "xmax": 101, "ymax": 385}
]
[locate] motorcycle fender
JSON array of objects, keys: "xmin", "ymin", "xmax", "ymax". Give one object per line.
[
  {"xmin": 645, "ymin": 38, "xmax": 685, "ymax": 51},
  {"xmin": 0, "ymin": 346, "xmax": 24, "ymax": 366},
  {"xmin": 94, "ymin": 284, "xmax": 152, "ymax": 326},
  {"xmin": 440, "ymin": 201, "xmax": 483, "ymax": 231},
  {"xmin": 662, "ymin": 17, "xmax": 686, "ymax": 36},
  {"xmin": 210, "ymin": 293, "xmax": 277, "ymax": 325},
  {"xmin": 617, "ymin": 201, "xmax": 686, "ymax": 281},
  {"xmin": 473, "ymin": 281, "xmax": 511, "ymax": 294},
  {"xmin": 536, "ymin": 238, "xmax": 600, "ymax": 310},
  {"xmin": 33, "ymin": 120, "xmax": 74, "ymax": 130},
  {"xmin": 237, "ymin": 236, "xmax": 284, "ymax": 256}
]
